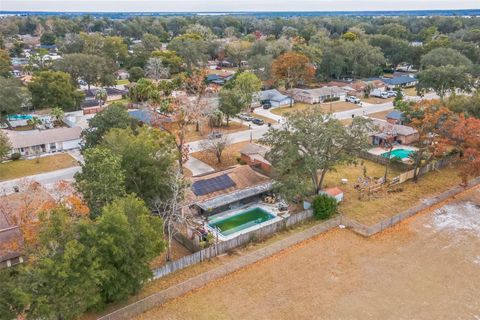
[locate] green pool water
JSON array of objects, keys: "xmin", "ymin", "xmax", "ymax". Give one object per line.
[
  {"xmin": 209, "ymin": 207, "xmax": 275, "ymax": 236},
  {"xmin": 381, "ymin": 149, "xmax": 414, "ymax": 159}
]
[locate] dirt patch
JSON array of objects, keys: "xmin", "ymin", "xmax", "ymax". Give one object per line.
[
  {"xmin": 137, "ymin": 187, "xmax": 480, "ymax": 320},
  {"xmin": 363, "ymin": 97, "xmax": 394, "ymax": 104}
]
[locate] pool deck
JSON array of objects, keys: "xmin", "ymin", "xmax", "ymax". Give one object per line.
[{"xmin": 206, "ymin": 203, "xmax": 284, "ymax": 241}]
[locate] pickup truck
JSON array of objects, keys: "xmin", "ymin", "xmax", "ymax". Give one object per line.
[{"xmin": 370, "ymin": 89, "xmax": 389, "ymax": 99}]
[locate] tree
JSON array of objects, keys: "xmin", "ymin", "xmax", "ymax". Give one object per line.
[
  {"xmin": 95, "ymin": 88, "xmax": 108, "ymax": 107},
  {"xmin": 40, "ymin": 32, "xmax": 56, "ymax": 45},
  {"xmin": 0, "ymin": 268, "xmax": 29, "ymax": 319},
  {"xmin": 27, "ymin": 116, "xmax": 42, "ymax": 130},
  {"xmin": 102, "ymin": 127, "xmax": 177, "ymax": 205},
  {"xmin": 200, "ymin": 135, "xmax": 231, "ymax": 163},
  {"xmin": 225, "ymin": 40, "xmax": 252, "ymax": 67},
  {"xmin": 103, "ymin": 36, "xmax": 128, "ymax": 65},
  {"xmin": 420, "ymin": 47, "xmax": 473, "ymax": 69},
  {"xmin": 81, "ymin": 103, "xmax": 136, "ymax": 149},
  {"xmin": 56, "ymin": 53, "xmax": 116, "ymax": 90},
  {"xmin": 92, "ymin": 195, "xmax": 165, "ymax": 303},
  {"xmin": 25, "ymin": 206, "xmax": 103, "ymax": 320},
  {"xmin": 183, "ymin": 69, "xmax": 209, "ymax": 132},
  {"xmin": 219, "ymin": 88, "xmax": 247, "ymax": 126},
  {"xmin": 74, "ymin": 147, "xmax": 126, "ymax": 218},
  {"xmin": 145, "ymin": 57, "xmax": 170, "ymax": 80},
  {"xmin": 28, "ymin": 71, "xmax": 81, "ymax": 111},
  {"xmin": 271, "ymin": 52, "xmax": 315, "ymax": 88},
  {"xmin": 369, "ymin": 35, "xmax": 412, "ymax": 67},
  {"xmin": 152, "ymin": 168, "xmax": 190, "ymax": 262},
  {"xmin": 128, "ymin": 66, "xmax": 144, "ymax": 82},
  {"xmin": 417, "ymin": 65, "xmax": 473, "ymax": 99},
  {"xmin": 128, "ymin": 78, "xmax": 158, "ymax": 102},
  {"xmin": 447, "ymin": 91, "xmax": 480, "ymax": 119},
  {"xmin": 50, "ymin": 107, "xmax": 65, "ymax": 125},
  {"xmin": 232, "ymin": 72, "xmax": 262, "ymax": 107},
  {"xmin": 168, "ymin": 34, "xmax": 208, "ymax": 71},
  {"xmin": 0, "ymin": 130, "xmax": 11, "ymax": 160},
  {"xmin": 151, "ymin": 50, "xmax": 183, "ymax": 74},
  {"xmin": 261, "ymin": 109, "xmax": 372, "ymax": 199},
  {"xmin": 0, "ymin": 49, "xmax": 12, "ymax": 77},
  {"xmin": 0, "ymin": 77, "xmax": 30, "ymax": 128}
]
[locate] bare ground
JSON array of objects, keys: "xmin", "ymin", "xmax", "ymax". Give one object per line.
[{"xmin": 138, "ymin": 187, "xmax": 480, "ymax": 320}]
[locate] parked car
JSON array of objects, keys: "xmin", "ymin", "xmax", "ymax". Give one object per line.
[
  {"xmin": 208, "ymin": 131, "xmax": 223, "ymax": 139},
  {"xmin": 346, "ymin": 96, "xmax": 361, "ymax": 104},
  {"xmin": 215, "ymin": 66, "xmax": 222, "ymax": 70},
  {"xmin": 262, "ymin": 103, "xmax": 272, "ymax": 109},
  {"xmin": 252, "ymin": 118, "xmax": 264, "ymax": 125},
  {"xmin": 386, "ymin": 91, "xmax": 397, "ymax": 98},
  {"xmin": 238, "ymin": 113, "xmax": 254, "ymax": 121}
]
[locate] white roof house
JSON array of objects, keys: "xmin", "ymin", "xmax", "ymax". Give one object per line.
[
  {"xmin": 2, "ymin": 127, "xmax": 82, "ymax": 157},
  {"xmin": 288, "ymin": 86, "xmax": 348, "ymax": 104}
]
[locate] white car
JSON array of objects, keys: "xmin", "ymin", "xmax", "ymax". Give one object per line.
[
  {"xmin": 238, "ymin": 113, "xmax": 254, "ymax": 121},
  {"xmin": 346, "ymin": 96, "xmax": 361, "ymax": 104},
  {"xmin": 386, "ymin": 91, "xmax": 397, "ymax": 98}
]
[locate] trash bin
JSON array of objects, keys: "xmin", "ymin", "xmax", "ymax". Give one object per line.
[{"xmin": 268, "ymin": 123, "xmax": 271, "ymax": 127}]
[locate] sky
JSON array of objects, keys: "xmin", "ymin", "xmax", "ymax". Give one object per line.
[{"xmin": 1, "ymin": 0, "xmax": 479, "ymax": 12}]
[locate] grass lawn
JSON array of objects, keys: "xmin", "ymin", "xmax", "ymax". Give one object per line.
[
  {"xmin": 172, "ymin": 121, "xmax": 249, "ymax": 143},
  {"xmin": 403, "ymin": 87, "xmax": 418, "ymax": 96},
  {"xmin": 270, "ymin": 102, "xmax": 359, "ymax": 117},
  {"xmin": 190, "ymin": 141, "xmax": 253, "ymax": 171},
  {"xmin": 362, "ymin": 97, "xmax": 394, "ymax": 104},
  {"xmin": 0, "ymin": 153, "xmax": 78, "ymax": 181},
  {"xmin": 329, "ymin": 162, "xmax": 464, "ymax": 225},
  {"xmin": 116, "ymin": 79, "xmax": 130, "ymax": 85},
  {"xmin": 368, "ymin": 109, "xmax": 394, "ymax": 120}
]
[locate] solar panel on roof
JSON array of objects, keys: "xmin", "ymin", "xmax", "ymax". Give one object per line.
[{"xmin": 192, "ymin": 174, "xmax": 236, "ymax": 196}]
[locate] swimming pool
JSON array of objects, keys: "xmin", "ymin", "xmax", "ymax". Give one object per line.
[
  {"xmin": 208, "ymin": 207, "xmax": 276, "ymax": 237},
  {"xmin": 381, "ymin": 148, "xmax": 414, "ymax": 159},
  {"xmin": 8, "ymin": 114, "xmax": 33, "ymax": 121}
]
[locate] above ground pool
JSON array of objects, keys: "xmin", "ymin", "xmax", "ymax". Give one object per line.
[
  {"xmin": 208, "ymin": 207, "xmax": 276, "ymax": 237},
  {"xmin": 381, "ymin": 148, "xmax": 414, "ymax": 159}
]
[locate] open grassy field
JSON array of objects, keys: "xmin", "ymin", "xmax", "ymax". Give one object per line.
[
  {"xmin": 270, "ymin": 102, "xmax": 359, "ymax": 117},
  {"xmin": 0, "ymin": 153, "xmax": 78, "ymax": 181},
  {"xmin": 190, "ymin": 141, "xmax": 253, "ymax": 171},
  {"xmin": 137, "ymin": 187, "xmax": 480, "ymax": 320}
]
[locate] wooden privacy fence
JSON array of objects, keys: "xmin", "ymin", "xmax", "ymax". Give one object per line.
[
  {"xmin": 391, "ymin": 156, "xmax": 453, "ymax": 185},
  {"xmin": 153, "ymin": 209, "xmax": 314, "ymax": 279}
]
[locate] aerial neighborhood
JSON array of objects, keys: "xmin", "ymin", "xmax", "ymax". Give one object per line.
[{"xmin": 0, "ymin": 10, "xmax": 479, "ymax": 320}]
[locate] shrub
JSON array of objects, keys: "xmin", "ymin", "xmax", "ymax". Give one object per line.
[
  {"xmin": 312, "ymin": 194, "xmax": 338, "ymax": 220},
  {"xmin": 10, "ymin": 152, "xmax": 21, "ymax": 161},
  {"xmin": 323, "ymin": 96, "xmax": 340, "ymax": 103}
]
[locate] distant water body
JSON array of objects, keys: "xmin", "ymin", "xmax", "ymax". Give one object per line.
[{"xmin": 1, "ymin": 9, "xmax": 479, "ymax": 18}]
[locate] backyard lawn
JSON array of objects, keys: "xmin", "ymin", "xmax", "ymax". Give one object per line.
[
  {"xmin": 116, "ymin": 79, "xmax": 130, "ymax": 85},
  {"xmin": 0, "ymin": 153, "xmax": 78, "ymax": 181},
  {"xmin": 190, "ymin": 141, "xmax": 253, "ymax": 171},
  {"xmin": 403, "ymin": 87, "xmax": 418, "ymax": 96},
  {"xmin": 270, "ymin": 102, "xmax": 359, "ymax": 117},
  {"xmin": 324, "ymin": 161, "xmax": 465, "ymax": 225}
]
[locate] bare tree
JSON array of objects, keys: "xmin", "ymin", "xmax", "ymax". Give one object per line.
[
  {"xmin": 152, "ymin": 168, "xmax": 191, "ymax": 262},
  {"xmin": 146, "ymin": 57, "xmax": 170, "ymax": 80},
  {"xmin": 200, "ymin": 135, "xmax": 231, "ymax": 163}
]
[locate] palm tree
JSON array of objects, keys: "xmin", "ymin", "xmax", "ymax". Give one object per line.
[
  {"xmin": 95, "ymin": 88, "xmax": 108, "ymax": 107},
  {"xmin": 50, "ymin": 107, "xmax": 64, "ymax": 126},
  {"xmin": 27, "ymin": 116, "xmax": 42, "ymax": 130}
]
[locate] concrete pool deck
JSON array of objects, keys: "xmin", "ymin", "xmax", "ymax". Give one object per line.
[{"xmin": 368, "ymin": 145, "xmax": 418, "ymax": 156}]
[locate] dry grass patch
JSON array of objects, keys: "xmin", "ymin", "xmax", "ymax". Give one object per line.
[
  {"xmin": 403, "ymin": 87, "xmax": 418, "ymax": 96},
  {"xmin": 190, "ymin": 141, "xmax": 252, "ymax": 171},
  {"xmin": 0, "ymin": 153, "xmax": 78, "ymax": 181},
  {"xmin": 336, "ymin": 164, "xmax": 464, "ymax": 225},
  {"xmin": 166, "ymin": 121, "xmax": 249, "ymax": 143},
  {"xmin": 368, "ymin": 109, "xmax": 394, "ymax": 120},
  {"xmin": 363, "ymin": 97, "xmax": 394, "ymax": 104}
]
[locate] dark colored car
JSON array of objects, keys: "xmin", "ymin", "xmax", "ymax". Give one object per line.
[
  {"xmin": 262, "ymin": 104, "xmax": 272, "ymax": 109},
  {"xmin": 208, "ymin": 131, "xmax": 223, "ymax": 139},
  {"xmin": 252, "ymin": 118, "xmax": 264, "ymax": 125}
]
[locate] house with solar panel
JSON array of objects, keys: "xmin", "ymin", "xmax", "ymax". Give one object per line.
[{"xmin": 188, "ymin": 165, "xmax": 273, "ymax": 216}]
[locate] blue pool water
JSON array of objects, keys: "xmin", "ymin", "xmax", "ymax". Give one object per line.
[
  {"xmin": 209, "ymin": 207, "xmax": 275, "ymax": 236},
  {"xmin": 8, "ymin": 114, "xmax": 33, "ymax": 121},
  {"xmin": 381, "ymin": 149, "xmax": 414, "ymax": 159}
]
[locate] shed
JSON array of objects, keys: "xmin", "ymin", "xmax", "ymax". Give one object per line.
[{"xmin": 320, "ymin": 187, "xmax": 344, "ymax": 203}]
